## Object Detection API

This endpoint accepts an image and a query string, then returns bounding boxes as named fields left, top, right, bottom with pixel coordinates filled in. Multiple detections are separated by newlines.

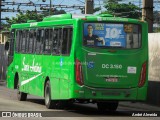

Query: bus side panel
left=69, top=20, right=85, bottom=99
left=59, top=57, right=74, bottom=99
left=59, top=79, right=69, bottom=99
left=50, top=78, right=60, bottom=99
left=137, top=22, right=148, bottom=101
left=28, top=54, right=38, bottom=95
left=33, top=54, right=43, bottom=97
left=7, top=53, right=21, bottom=89
left=50, top=57, right=73, bottom=100
left=7, top=62, right=15, bottom=89
left=50, top=56, right=61, bottom=99
left=137, top=87, right=148, bottom=100
left=19, top=54, right=29, bottom=93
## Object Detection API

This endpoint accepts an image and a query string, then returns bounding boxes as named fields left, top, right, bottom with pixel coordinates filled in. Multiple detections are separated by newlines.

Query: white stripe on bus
left=21, top=73, right=43, bottom=86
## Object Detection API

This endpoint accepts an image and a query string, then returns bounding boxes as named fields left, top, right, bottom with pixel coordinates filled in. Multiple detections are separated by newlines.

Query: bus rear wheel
left=45, top=81, right=56, bottom=109
left=97, top=101, right=118, bottom=111
left=17, top=80, right=27, bottom=101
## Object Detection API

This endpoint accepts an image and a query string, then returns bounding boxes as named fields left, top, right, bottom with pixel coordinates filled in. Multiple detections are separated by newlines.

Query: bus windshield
left=83, top=23, right=141, bottom=49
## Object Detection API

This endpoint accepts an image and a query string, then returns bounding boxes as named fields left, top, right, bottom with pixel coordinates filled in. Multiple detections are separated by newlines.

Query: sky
left=1, top=0, right=90, bottom=19
left=1, top=0, right=160, bottom=20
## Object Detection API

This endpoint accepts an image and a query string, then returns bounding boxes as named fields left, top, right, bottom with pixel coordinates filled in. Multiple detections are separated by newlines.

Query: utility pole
left=142, top=0, right=153, bottom=33
left=0, top=0, right=2, bottom=31
left=85, top=0, right=94, bottom=14
left=0, top=0, right=5, bottom=31
left=49, top=0, right=52, bottom=15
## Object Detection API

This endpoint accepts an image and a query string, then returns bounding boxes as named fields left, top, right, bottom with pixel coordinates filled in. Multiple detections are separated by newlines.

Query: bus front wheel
left=17, top=80, right=27, bottom=101
left=97, top=101, right=118, bottom=111
left=45, top=81, right=56, bottom=109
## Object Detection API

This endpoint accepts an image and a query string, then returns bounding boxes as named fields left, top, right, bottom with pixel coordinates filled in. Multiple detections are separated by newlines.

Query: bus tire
left=45, top=81, right=56, bottom=109
left=17, top=80, right=27, bottom=101
left=97, top=101, right=118, bottom=111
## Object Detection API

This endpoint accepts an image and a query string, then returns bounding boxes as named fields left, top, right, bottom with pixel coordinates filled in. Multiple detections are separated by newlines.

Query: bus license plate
left=105, top=77, right=118, bottom=82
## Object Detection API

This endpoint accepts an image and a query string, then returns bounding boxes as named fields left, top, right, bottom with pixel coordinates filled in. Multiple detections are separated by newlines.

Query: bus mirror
left=5, top=41, right=9, bottom=51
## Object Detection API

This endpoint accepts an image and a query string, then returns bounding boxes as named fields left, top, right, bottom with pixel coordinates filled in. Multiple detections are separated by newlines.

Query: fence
left=0, top=44, right=7, bottom=81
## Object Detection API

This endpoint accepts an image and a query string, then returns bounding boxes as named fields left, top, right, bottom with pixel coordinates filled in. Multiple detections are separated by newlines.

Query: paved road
left=0, top=81, right=159, bottom=120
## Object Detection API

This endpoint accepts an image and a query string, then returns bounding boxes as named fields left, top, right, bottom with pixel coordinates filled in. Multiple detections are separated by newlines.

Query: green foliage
left=53, top=9, right=66, bottom=15
left=102, top=1, right=141, bottom=19
left=1, top=22, right=9, bottom=31
left=6, top=11, right=44, bottom=25
left=94, top=7, right=101, bottom=13
left=154, top=28, right=160, bottom=33
left=3, top=9, right=66, bottom=30
left=42, top=8, right=66, bottom=16
left=104, top=0, right=118, bottom=4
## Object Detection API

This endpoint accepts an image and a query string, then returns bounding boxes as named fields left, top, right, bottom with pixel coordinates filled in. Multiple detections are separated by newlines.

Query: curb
left=119, top=102, right=160, bottom=111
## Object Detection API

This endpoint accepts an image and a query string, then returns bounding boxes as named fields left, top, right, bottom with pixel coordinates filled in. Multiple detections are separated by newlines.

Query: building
left=0, top=31, right=9, bottom=44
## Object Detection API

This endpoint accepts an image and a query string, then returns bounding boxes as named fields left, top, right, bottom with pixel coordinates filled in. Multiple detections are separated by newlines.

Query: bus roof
left=11, top=13, right=146, bottom=29
left=42, top=13, right=114, bottom=21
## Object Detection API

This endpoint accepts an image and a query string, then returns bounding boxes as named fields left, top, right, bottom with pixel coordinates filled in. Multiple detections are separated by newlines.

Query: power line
left=2, top=8, right=43, bottom=13
left=2, top=0, right=85, bottom=12
left=77, top=0, right=85, bottom=4
left=59, top=0, right=65, bottom=5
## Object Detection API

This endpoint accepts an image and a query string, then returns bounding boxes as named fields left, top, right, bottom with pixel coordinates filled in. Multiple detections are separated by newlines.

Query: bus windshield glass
left=83, top=23, right=141, bottom=49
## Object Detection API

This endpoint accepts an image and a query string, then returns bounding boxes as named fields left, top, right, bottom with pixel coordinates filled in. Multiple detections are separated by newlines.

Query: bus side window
left=19, top=30, right=23, bottom=52
left=8, top=29, right=15, bottom=66
left=126, top=25, right=141, bottom=49
left=44, top=29, right=52, bottom=54
left=33, top=30, right=37, bottom=53
left=15, top=30, right=20, bottom=52
left=41, top=29, right=45, bottom=54
left=9, top=29, right=15, bottom=56
left=49, top=29, right=54, bottom=53
left=17, top=30, right=23, bottom=52
left=62, top=27, right=73, bottom=55
left=21, top=30, right=26, bottom=53
left=25, top=30, right=29, bottom=53
left=35, top=29, right=41, bottom=54
left=52, top=29, right=57, bottom=54
left=52, top=28, right=62, bottom=55
left=28, top=30, right=34, bottom=53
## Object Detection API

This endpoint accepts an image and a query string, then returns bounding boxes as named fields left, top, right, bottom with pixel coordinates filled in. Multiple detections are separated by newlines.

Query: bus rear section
left=74, top=21, right=148, bottom=111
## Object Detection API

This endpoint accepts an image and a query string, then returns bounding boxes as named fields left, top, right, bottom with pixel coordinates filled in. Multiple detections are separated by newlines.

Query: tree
left=4, top=9, right=66, bottom=30
left=41, top=8, right=66, bottom=16
left=104, top=0, right=118, bottom=4
left=1, top=22, right=9, bottom=31
left=5, top=11, right=44, bottom=29
left=102, top=0, right=141, bottom=19
left=6, top=11, right=45, bottom=24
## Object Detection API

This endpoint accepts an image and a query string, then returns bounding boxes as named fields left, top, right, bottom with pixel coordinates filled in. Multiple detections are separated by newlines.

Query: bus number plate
left=105, top=77, right=118, bottom=82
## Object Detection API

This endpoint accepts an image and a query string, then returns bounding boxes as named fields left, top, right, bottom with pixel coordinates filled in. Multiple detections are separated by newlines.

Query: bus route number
left=102, top=64, right=122, bottom=69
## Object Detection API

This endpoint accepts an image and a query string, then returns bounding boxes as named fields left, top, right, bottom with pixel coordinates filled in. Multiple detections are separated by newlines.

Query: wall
left=147, top=33, right=160, bottom=106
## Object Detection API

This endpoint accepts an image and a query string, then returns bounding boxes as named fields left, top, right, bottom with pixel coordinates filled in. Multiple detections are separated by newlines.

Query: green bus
left=6, top=14, right=148, bottom=111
